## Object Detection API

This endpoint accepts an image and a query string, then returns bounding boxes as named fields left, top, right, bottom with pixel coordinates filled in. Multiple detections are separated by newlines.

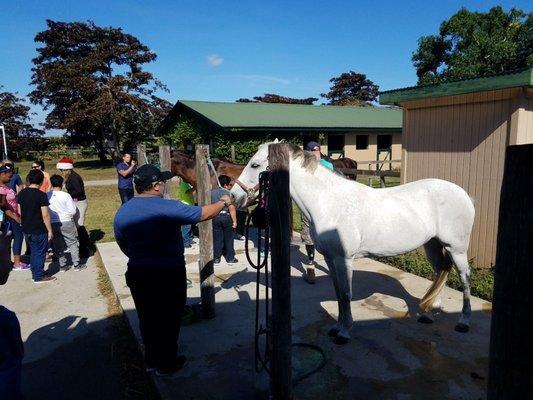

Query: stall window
left=377, top=134, right=392, bottom=150
left=327, top=134, right=345, bottom=157
left=356, top=135, right=369, bottom=150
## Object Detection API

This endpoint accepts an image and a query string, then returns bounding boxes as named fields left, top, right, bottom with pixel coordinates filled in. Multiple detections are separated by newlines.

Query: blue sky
left=1, top=0, right=531, bottom=133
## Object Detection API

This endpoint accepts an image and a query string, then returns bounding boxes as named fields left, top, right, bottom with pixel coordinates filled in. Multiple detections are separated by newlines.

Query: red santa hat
left=56, top=157, right=74, bottom=170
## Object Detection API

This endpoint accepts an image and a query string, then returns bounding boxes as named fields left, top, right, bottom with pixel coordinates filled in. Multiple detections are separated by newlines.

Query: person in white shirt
left=47, top=175, right=86, bottom=271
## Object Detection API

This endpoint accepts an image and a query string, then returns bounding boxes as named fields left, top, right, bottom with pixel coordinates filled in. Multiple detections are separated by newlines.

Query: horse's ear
left=273, top=138, right=279, bottom=143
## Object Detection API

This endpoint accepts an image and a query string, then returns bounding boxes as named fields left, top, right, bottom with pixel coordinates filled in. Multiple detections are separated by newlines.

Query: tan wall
left=510, top=88, right=533, bottom=145
left=401, top=87, right=533, bottom=268
left=343, top=132, right=402, bottom=170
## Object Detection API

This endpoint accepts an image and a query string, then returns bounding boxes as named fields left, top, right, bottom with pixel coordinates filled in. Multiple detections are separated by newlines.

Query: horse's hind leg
left=447, top=250, right=472, bottom=333
left=332, top=257, right=354, bottom=345
left=418, top=239, right=446, bottom=324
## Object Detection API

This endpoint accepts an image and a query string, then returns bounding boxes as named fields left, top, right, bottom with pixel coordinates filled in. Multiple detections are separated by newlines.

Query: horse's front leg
left=324, top=256, right=342, bottom=337
left=332, top=256, right=354, bottom=344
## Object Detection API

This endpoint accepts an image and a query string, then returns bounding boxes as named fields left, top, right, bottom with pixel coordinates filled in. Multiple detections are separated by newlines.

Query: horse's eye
left=251, top=163, right=260, bottom=168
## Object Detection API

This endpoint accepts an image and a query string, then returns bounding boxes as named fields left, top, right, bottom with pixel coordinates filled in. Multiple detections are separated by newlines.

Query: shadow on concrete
left=21, top=314, right=159, bottom=400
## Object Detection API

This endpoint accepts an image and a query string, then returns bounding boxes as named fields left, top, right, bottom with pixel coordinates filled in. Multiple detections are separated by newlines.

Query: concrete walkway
left=99, top=237, right=492, bottom=400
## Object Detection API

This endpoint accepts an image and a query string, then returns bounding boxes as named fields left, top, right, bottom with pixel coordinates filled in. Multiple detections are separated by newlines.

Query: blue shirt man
left=116, top=153, right=137, bottom=204
left=113, top=164, right=232, bottom=375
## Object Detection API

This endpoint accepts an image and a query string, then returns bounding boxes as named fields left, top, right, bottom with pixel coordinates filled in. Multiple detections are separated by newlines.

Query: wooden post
left=231, top=145, right=236, bottom=162
left=195, top=145, right=216, bottom=319
left=136, top=144, right=146, bottom=166
left=268, top=143, right=292, bottom=400
left=488, top=144, right=533, bottom=399
left=159, top=145, right=171, bottom=199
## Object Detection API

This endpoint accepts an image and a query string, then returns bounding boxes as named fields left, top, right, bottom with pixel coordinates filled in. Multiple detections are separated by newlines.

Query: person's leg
left=118, top=189, right=128, bottom=204
left=223, top=216, right=236, bottom=261
left=126, top=188, right=135, bottom=202
left=75, top=199, right=91, bottom=258
left=153, top=268, right=187, bottom=373
left=213, top=216, right=224, bottom=261
left=235, top=209, right=246, bottom=239
left=126, top=268, right=159, bottom=368
left=9, top=219, right=24, bottom=265
left=61, top=221, right=80, bottom=267
left=28, top=233, right=48, bottom=281
left=181, top=224, right=192, bottom=247
left=51, top=223, right=68, bottom=268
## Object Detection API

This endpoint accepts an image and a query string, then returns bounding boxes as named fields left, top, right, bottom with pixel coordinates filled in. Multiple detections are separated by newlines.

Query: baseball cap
left=305, top=141, right=320, bottom=151
left=133, top=164, right=173, bottom=186
left=0, top=165, right=13, bottom=174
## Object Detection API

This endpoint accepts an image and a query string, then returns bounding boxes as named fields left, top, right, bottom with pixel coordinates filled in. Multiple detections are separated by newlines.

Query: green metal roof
left=379, top=68, right=533, bottom=105
left=160, top=100, right=402, bottom=132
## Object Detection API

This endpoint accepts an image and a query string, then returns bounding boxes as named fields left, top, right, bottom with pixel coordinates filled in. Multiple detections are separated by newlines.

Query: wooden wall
left=401, top=87, right=532, bottom=268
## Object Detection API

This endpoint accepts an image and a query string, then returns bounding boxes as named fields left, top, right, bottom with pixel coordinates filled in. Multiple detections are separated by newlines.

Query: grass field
left=14, top=158, right=117, bottom=181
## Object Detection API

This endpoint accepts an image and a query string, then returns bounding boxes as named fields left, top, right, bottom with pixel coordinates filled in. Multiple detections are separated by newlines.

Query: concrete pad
left=0, top=256, right=126, bottom=399
left=99, top=236, right=491, bottom=400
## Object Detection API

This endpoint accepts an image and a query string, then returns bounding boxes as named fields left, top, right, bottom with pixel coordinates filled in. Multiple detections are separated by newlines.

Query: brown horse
left=325, top=155, right=358, bottom=180
left=170, top=150, right=246, bottom=189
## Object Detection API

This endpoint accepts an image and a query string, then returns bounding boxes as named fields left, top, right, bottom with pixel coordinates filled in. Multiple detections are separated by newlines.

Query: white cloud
left=206, top=54, right=223, bottom=67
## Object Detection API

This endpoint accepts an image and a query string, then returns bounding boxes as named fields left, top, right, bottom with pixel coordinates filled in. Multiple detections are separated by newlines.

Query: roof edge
left=379, top=68, right=533, bottom=105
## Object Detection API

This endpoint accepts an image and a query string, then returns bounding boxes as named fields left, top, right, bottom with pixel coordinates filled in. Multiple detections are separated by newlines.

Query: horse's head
left=171, top=150, right=197, bottom=187
left=230, top=140, right=277, bottom=208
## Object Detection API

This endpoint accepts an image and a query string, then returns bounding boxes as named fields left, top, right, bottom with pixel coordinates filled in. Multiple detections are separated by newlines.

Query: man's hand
left=48, top=231, right=53, bottom=242
left=131, top=160, right=137, bottom=167
left=220, top=194, right=231, bottom=204
left=232, top=221, right=237, bottom=229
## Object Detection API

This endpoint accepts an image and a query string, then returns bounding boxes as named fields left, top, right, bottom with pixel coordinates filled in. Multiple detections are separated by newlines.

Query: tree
left=236, top=93, right=318, bottom=104
left=412, top=7, right=533, bottom=85
left=0, top=86, right=43, bottom=155
left=321, top=71, right=379, bottom=106
left=29, top=20, right=170, bottom=160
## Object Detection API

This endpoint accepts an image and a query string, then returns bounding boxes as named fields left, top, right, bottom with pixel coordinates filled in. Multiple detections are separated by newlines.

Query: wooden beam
left=268, top=143, right=292, bottom=400
left=488, top=144, right=533, bottom=399
left=195, top=144, right=216, bottom=319
left=159, top=145, right=171, bottom=199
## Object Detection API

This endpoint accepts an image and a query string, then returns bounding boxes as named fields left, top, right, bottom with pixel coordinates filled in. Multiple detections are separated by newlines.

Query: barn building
left=380, top=68, right=533, bottom=268
left=157, top=100, right=402, bottom=169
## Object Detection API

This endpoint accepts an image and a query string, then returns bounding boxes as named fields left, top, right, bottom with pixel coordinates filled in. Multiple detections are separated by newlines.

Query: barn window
left=327, top=134, right=345, bottom=157
left=356, top=135, right=369, bottom=150
left=377, top=134, right=392, bottom=150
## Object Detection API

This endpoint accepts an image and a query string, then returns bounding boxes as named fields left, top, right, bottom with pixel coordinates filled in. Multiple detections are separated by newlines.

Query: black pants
left=236, top=209, right=247, bottom=236
left=125, top=265, right=186, bottom=370
left=213, top=214, right=235, bottom=260
left=119, top=188, right=135, bottom=204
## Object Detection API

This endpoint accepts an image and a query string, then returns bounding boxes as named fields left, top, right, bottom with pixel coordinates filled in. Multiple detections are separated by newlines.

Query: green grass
left=15, top=158, right=117, bottom=181
left=374, top=252, right=494, bottom=302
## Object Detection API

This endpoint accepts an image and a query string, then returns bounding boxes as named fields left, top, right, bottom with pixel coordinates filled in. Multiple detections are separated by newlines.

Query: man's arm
left=229, top=204, right=237, bottom=229
left=41, top=206, right=53, bottom=241
left=117, top=162, right=137, bottom=177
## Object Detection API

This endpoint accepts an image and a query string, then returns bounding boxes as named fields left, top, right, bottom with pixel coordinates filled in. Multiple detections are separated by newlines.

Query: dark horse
left=324, top=155, right=358, bottom=180
left=170, top=150, right=246, bottom=189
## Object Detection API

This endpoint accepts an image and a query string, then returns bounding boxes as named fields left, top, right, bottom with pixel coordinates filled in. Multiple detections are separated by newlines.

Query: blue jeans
left=8, top=218, right=23, bottom=257
left=25, top=233, right=48, bottom=280
left=181, top=224, right=193, bottom=246
left=118, top=188, right=135, bottom=204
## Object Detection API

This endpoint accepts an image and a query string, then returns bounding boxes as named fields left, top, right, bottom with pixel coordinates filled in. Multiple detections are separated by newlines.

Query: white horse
left=230, top=142, right=475, bottom=344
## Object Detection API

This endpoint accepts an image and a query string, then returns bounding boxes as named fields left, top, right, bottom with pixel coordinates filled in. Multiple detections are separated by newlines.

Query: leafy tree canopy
left=412, top=6, right=533, bottom=85
left=237, top=93, right=318, bottom=104
left=321, top=71, right=379, bottom=106
left=0, top=86, right=43, bottom=155
left=29, top=19, right=171, bottom=160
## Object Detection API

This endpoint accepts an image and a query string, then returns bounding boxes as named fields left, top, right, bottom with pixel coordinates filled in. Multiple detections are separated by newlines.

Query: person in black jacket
left=56, top=157, right=92, bottom=258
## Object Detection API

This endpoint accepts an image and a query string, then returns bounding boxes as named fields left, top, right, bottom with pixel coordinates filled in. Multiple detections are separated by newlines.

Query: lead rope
left=245, top=171, right=326, bottom=384
left=205, top=150, right=222, bottom=188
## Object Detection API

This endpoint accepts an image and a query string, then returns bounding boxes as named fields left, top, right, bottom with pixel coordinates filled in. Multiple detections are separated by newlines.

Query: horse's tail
left=419, top=264, right=452, bottom=312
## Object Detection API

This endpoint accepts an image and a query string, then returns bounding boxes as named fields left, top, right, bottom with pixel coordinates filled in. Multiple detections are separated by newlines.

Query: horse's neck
left=288, top=157, right=367, bottom=220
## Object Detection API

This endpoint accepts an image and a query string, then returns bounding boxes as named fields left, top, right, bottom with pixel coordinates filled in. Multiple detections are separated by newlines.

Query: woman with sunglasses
left=31, top=160, right=51, bottom=193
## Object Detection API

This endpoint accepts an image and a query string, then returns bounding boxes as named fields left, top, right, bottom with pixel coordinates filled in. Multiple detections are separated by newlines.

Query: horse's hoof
left=417, top=315, right=434, bottom=324
left=333, top=335, right=350, bottom=345
left=327, top=327, right=340, bottom=337
left=454, top=323, right=469, bottom=333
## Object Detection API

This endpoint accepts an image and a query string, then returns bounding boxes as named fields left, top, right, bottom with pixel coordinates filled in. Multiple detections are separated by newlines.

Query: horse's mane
left=285, top=143, right=320, bottom=173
